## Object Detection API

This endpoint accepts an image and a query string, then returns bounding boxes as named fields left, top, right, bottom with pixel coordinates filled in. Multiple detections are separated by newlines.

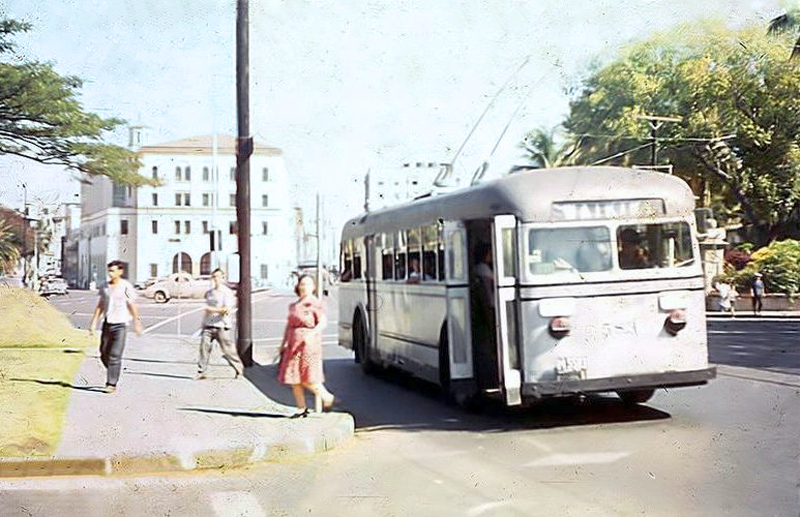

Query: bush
left=723, top=239, right=800, bottom=299
left=724, top=249, right=751, bottom=270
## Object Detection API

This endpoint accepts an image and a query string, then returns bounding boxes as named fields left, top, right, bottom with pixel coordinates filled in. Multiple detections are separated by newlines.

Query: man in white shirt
left=197, top=268, right=244, bottom=379
left=89, top=260, right=143, bottom=393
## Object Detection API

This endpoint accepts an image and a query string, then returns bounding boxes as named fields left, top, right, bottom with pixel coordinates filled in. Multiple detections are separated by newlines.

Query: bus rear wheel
left=354, top=314, right=375, bottom=375
left=617, top=389, right=655, bottom=405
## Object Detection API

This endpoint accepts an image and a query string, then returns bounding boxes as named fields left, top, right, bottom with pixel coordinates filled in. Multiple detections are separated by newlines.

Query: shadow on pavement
left=124, top=356, right=198, bottom=366
left=10, top=377, right=104, bottom=392
left=243, top=358, right=671, bottom=434
left=125, top=371, right=195, bottom=381
left=708, top=320, right=800, bottom=375
left=178, top=407, right=287, bottom=419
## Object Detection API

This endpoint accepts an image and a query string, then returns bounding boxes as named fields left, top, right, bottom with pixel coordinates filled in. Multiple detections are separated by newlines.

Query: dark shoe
left=290, top=408, right=310, bottom=419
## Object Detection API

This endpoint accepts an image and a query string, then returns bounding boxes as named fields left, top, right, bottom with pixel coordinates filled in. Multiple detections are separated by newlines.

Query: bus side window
left=407, top=227, right=421, bottom=283
left=422, top=223, right=438, bottom=282
left=353, top=239, right=362, bottom=280
left=340, top=240, right=353, bottom=282
left=437, top=222, right=445, bottom=281
left=395, top=230, right=407, bottom=280
left=381, top=232, right=394, bottom=280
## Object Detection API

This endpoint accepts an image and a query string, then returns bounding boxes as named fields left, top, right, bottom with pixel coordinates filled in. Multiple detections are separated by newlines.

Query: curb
left=0, top=412, right=353, bottom=478
left=707, top=314, right=800, bottom=320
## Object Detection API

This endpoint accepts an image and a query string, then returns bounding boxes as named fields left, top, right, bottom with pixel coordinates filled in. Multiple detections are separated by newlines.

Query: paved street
left=0, top=291, right=797, bottom=516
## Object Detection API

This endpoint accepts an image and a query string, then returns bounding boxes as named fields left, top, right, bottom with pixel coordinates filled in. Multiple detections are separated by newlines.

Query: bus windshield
left=526, top=226, right=613, bottom=276
left=617, top=222, right=694, bottom=269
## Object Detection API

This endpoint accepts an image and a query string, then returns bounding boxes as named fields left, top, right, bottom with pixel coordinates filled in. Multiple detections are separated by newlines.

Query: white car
left=143, top=272, right=213, bottom=303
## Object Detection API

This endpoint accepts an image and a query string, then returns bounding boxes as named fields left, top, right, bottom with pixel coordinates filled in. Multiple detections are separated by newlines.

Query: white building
left=75, top=132, right=294, bottom=287
left=366, top=162, right=446, bottom=210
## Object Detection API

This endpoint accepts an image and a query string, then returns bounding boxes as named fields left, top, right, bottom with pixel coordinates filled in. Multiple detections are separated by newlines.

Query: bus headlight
left=664, top=309, right=687, bottom=335
left=548, top=317, right=571, bottom=339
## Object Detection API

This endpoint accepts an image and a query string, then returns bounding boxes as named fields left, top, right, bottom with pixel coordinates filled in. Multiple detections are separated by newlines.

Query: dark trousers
left=100, top=321, right=127, bottom=386
left=752, top=295, right=763, bottom=314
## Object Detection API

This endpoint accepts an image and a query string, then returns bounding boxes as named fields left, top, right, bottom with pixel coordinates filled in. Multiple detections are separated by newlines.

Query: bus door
left=364, top=234, right=378, bottom=350
left=443, top=221, right=474, bottom=380
left=492, top=215, right=522, bottom=406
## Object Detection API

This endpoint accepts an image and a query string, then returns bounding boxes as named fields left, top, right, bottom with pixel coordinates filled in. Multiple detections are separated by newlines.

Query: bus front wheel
left=617, top=389, right=655, bottom=405
left=354, top=314, right=375, bottom=375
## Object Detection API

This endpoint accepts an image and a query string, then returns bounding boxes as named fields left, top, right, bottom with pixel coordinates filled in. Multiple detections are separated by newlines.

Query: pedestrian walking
left=88, top=260, right=143, bottom=393
left=278, top=274, right=335, bottom=417
left=751, top=272, right=765, bottom=316
left=196, top=268, right=244, bottom=380
left=715, top=279, right=737, bottom=318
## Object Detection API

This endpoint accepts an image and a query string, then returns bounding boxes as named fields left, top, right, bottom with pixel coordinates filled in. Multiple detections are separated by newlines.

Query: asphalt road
left=1, top=291, right=797, bottom=516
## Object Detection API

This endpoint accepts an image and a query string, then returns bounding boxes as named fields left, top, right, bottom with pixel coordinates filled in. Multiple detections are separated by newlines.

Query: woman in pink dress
left=278, top=275, right=335, bottom=417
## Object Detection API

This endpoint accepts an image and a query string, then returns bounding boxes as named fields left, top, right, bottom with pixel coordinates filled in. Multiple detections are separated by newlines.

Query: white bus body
left=338, top=167, right=715, bottom=406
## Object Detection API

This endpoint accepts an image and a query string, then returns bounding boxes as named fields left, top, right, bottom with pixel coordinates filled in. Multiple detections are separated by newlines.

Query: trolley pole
left=236, top=0, right=254, bottom=367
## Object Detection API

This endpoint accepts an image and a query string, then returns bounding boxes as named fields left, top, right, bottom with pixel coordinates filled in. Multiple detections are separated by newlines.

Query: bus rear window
left=527, top=226, right=612, bottom=275
left=617, top=222, right=693, bottom=269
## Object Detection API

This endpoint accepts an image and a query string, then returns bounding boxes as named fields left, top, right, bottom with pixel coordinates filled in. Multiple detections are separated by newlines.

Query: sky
left=0, top=0, right=783, bottom=239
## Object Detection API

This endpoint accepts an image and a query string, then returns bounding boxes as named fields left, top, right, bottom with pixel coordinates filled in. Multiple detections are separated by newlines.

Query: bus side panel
left=337, top=282, right=365, bottom=350
left=520, top=290, right=709, bottom=384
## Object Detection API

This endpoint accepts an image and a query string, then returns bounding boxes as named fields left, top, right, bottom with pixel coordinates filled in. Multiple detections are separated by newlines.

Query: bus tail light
left=549, top=317, right=571, bottom=339
left=664, top=309, right=686, bottom=335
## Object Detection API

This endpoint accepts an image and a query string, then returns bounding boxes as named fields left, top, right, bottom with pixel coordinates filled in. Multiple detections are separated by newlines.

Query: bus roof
left=342, top=166, right=696, bottom=240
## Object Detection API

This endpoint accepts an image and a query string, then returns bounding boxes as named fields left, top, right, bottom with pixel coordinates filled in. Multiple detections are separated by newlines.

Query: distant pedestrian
left=196, top=268, right=244, bottom=380
left=88, top=260, right=142, bottom=393
left=715, top=279, right=737, bottom=318
left=278, top=274, right=335, bottom=417
left=751, top=272, right=765, bottom=316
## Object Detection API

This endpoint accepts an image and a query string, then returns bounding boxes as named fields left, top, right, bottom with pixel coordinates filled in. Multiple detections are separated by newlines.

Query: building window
left=175, top=193, right=182, bottom=206
left=151, top=166, right=158, bottom=180
left=200, top=253, right=212, bottom=275
left=174, top=221, right=181, bottom=234
left=120, top=219, right=128, bottom=235
left=184, top=220, right=191, bottom=234
left=152, top=193, right=158, bottom=206
left=183, top=193, right=191, bottom=206
left=230, top=194, right=236, bottom=207
left=202, top=167, right=210, bottom=181
left=184, top=166, right=191, bottom=181
left=262, top=167, right=269, bottom=182
left=260, top=264, right=268, bottom=279
left=202, top=193, right=210, bottom=206
left=262, top=221, right=268, bottom=235
left=202, top=221, right=209, bottom=234
left=175, top=166, right=182, bottom=181
left=229, top=221, right=237, bottom=234
left=230, top=167, right=235, bottom=181
left=150, top=263, right=158, bottom=278
left=152, top=220, right=158, bottom=234
left=262, top=195, right=268, bottom=207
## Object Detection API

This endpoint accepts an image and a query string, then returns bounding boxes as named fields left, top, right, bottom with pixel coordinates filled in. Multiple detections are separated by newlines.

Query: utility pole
left=315, top=192, right=323, bottom=297
left=364, top=169, right=370, bottom=213
left=636, top=114, right=681, bottom=166
left=236, top=0, right=254, bottom=367
left=21, top=183, right=28, bottom=287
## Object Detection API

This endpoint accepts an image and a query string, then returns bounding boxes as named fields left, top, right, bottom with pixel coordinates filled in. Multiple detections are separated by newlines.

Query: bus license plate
left=556, top=356, right=588, bottom=376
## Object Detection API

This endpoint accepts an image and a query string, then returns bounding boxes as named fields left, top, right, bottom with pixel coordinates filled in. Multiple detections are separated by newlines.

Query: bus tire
left=154, top=291, right=168, bottom=303
left=617, top=389, right=655, bottom=405
left=354, top=313, right=375, bottom=375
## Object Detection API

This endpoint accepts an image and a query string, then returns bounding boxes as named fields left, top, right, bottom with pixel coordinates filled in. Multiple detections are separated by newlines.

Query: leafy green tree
left=0, top=220, right=20, bottom=274
left=768, top=1, right=800, bottom=59
left=520, top=127, right=581, bottom=168
left=0, top=19, right=154, bottom=186
left=559, top=23, right=800, bottom=245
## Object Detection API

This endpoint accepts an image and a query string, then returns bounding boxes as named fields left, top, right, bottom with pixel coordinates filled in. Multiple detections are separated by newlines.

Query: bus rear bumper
left=521, top=367, right=717, bottom=398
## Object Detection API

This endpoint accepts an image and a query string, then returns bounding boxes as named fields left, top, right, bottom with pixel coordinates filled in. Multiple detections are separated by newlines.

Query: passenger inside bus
left=474, top=243, right=494, bottom=309
left=407, top=257, right=421, bottom=284
left=471, top=241, right=498, bottom=390
left=618, top=228, right=651, bottom=269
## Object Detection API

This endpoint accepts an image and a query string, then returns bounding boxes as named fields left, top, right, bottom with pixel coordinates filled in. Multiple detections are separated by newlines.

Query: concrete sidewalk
left=0, top=333, right=353, bottom=478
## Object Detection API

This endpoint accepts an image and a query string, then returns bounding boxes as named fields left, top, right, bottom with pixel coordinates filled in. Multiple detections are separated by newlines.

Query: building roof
left=342, top=166, right=696, bottom=239
left=138, top=134, right=282, bottom=156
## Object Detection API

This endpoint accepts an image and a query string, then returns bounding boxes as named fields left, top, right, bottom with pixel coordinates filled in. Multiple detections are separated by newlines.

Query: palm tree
left=0, top=221, right=21, bottom=274
left=520, top=127, right=582, bottom=168
left=768, top=1, right=800, bottom=59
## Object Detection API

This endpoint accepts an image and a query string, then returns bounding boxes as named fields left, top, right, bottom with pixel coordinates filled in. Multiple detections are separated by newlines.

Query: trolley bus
left=338, top=166, right=716, bottom=407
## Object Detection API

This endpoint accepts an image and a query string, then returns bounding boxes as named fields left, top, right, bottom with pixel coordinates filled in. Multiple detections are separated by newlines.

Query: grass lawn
left=0, top=286, right=92, bottom=457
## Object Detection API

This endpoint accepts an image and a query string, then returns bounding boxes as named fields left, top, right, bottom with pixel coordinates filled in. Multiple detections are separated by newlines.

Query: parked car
left=39, top=276, right=69, bottom=297
left=142, top=272, right=213, bottom=303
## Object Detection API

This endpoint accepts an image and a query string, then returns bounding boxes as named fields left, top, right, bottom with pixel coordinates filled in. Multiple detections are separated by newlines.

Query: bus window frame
left=340, top=239, right=353, bottom=283
left=353, top=237, right=363, bottom=280
left=407, top=227, right=422, bottom=283
left=520, top=217, right=701, bottom=285
left=395, top=229, right=407, bottom=281
left=422, top=223, right=439, bottom=282
left=381, top=232, right=394, bottom=281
